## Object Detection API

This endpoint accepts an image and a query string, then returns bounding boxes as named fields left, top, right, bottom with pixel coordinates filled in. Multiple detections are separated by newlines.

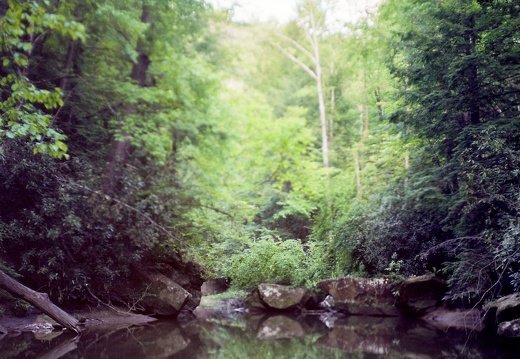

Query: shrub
left=225, top=234, right=310, bottom=290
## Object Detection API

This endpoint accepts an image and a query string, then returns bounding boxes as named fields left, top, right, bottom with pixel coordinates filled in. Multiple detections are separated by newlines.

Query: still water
left=1, top=312, right=519, bottom=358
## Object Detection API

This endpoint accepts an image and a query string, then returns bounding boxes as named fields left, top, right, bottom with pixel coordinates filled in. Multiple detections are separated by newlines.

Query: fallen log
left=0, top=270, right=80, bottom=334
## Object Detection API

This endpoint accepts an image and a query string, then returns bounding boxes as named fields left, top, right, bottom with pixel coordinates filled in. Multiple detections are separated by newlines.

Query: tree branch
left=275, top=33, right=316, bottom=63
left=270, top=41, right=317, bottom=81
left=71, top=182, right=185, bottom=246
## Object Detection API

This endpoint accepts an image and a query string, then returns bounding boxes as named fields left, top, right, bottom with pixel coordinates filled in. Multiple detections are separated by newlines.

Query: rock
left=257, top=283, right=309, bottom=311
left=142, top=325, right=190, bottom=358
left=201, top=278, right=230, bottom=296
left=134, top=270, right=192, bottom=317
left=20, top=322, right=54, bottom=333
left=109, top=251, right=204, bottom=317
left=244, top=288, right=267, bottom=311
left=302, top=289, right=328, bottom=310
left=257, top=315, right=305, bottom=340
left=319, top=295, right=335, bottom=309
left=421, top=308, right=483, bottom=331
left=317, top=316, right=401, bottom=355
left=395, top=274, right=447, bottom=316
left=483, top=293, right=520, bottom=330
left=112, top=267, right=197, bottom=317
left=497, top=319, right=520, bottom=338
left=318, top=277, right=400, bottom=316
left=150, top=254, right=204, bottom=311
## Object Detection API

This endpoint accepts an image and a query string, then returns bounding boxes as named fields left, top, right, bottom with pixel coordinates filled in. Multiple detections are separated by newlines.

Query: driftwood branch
left=0, top=270, right=80, bottom=334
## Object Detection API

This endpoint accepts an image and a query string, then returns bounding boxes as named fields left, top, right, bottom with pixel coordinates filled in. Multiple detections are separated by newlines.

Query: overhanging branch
left=270, top=41, right=317, bottom=81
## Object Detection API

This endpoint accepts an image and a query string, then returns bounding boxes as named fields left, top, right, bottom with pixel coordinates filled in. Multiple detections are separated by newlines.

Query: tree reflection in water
left=2, top=313, right=520, bottom=358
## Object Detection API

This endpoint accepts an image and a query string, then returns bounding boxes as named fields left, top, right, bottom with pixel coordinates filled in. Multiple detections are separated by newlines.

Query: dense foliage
left=1, top=0, right=518, bottom=308
left=0, top=0, right=217, bottom=304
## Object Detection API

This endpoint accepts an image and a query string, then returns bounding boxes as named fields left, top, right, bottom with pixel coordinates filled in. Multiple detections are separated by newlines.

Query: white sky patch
left=208, top=0, right=297, bottom=23
left=208, top=0, right=382, bottom=25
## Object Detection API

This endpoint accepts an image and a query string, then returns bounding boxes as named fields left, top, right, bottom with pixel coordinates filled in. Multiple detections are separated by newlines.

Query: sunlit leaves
left=0, top=0, right=85, bottom=159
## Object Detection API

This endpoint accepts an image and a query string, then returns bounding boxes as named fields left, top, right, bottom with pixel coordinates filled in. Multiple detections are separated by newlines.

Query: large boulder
left=111, top=253, right=204, bottom=317
left=244, top=284, right=311, bottom=312
left=113, top=269, right=192, bottom=317
left=318, top=277, right=399, bottom=316
left=483, top=293, right=520, bottom=332
left=151, top=253, right=204, bottom=311
left=258, top=283, right=309, bottom=311
left=395, top=274, right=447, bottom=316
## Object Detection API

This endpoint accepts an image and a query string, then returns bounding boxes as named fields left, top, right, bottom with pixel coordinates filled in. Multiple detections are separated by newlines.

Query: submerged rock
left=318, top=277, right=400, bottom=316
left=395, top=274, right=447, bottom=316
left=421, top=308, right=483, bottom=331
left=317, top=316, right=401, bottom=355
left=258, top=283, right=309, bottom=311
left=257, top=315, right=305, bottom=340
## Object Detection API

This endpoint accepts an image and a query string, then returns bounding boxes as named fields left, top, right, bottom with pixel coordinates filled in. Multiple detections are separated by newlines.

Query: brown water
left=1, top=313, right=519, bottom=358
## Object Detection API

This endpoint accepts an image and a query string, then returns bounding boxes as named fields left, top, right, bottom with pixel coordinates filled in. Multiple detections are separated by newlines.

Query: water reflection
left=2, top=312, right=520, bottom=358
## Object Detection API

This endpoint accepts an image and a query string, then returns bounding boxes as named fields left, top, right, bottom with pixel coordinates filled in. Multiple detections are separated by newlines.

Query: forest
left=0, top=0, right=519, bottom=314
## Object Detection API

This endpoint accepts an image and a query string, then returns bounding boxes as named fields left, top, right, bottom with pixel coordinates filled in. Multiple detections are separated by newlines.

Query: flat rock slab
left=318, top=277, right=399, bottom=316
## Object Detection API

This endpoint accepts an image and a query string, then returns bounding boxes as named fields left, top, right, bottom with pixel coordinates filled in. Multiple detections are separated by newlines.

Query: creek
left=1, top=309, right=519, bottom=358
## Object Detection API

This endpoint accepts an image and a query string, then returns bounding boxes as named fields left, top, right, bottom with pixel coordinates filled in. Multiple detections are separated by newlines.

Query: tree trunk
left=37, top=336, right=79, bottom=359
left=102, top=4, right=151, bottom=194
left=374, top=87, right=383, bottom=122
left=59, top=40, right=77, bottom=94
left=362, top=62, right=370, bottom=145
left=0, top=270, right=80, bottom=334
left=353, top=148, right=361, bottom=196
left=329, top=86, right=335, bottom=145
left=309, top=8, right=329, bottom=168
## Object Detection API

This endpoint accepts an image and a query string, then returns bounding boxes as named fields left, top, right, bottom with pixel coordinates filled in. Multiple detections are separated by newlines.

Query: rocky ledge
left=242, top=275, right=520, bottom=338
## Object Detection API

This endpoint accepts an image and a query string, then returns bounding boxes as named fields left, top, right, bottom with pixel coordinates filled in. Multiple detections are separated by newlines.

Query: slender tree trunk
left=362, top=62, right=370, bottom=145
left=103, top=4, right=151, bottom=194
left=272, top=5, right=330, bottom=167
left=60, top=40, right=76, bottom=94
left=404, top=149, right=410, bottom=185
left=329, top=87, right=335, bottom=145
left=353, top=62, right=371, bottom=197
left=309, top=8, right=329, bottom=168
left=374, top=87, right=383, bottom=122
left=353, top=148, right=361, bottom=196
left=0, top=270, right=80, bottom=333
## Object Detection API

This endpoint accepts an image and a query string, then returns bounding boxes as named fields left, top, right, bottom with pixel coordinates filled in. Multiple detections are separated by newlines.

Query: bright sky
left=208, top=0, right=382, bottom=24
left=208, top=0, right=297, bottom=23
